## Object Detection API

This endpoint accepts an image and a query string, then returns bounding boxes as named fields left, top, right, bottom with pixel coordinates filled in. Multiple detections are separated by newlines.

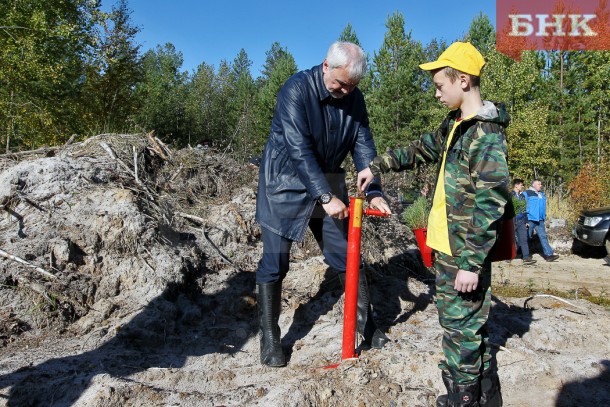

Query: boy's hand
left=454, top=269, right=479, bottom=292
left=357, top=167, right=374, bottom=192
left=368, top=196, right=392, bottom=214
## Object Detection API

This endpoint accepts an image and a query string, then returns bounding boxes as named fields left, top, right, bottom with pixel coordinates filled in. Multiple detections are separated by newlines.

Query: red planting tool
left=325, top=196, right=389, bottom=368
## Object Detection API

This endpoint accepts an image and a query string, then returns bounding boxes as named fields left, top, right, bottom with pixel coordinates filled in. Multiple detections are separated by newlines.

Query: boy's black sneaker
left=544, top=254, right=559, bottom=262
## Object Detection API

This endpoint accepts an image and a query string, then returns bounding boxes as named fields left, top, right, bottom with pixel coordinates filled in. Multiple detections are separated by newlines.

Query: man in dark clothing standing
left=255, top=41, right=391, bottom=367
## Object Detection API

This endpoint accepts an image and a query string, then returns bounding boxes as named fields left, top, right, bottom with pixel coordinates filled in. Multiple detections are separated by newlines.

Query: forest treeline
left=1, top=0, right=609, bottom=203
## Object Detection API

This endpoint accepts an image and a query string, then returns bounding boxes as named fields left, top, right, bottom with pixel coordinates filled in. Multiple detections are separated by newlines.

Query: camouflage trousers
left=434, top=252, right=493, bottom=383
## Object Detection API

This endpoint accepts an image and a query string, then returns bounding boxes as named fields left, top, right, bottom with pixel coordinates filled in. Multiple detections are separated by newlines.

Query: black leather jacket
left=255, top=64, right=381, bottom=241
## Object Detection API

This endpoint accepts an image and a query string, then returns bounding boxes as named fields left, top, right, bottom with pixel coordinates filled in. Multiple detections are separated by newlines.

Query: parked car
left=573, top=206, right=610, bottom=262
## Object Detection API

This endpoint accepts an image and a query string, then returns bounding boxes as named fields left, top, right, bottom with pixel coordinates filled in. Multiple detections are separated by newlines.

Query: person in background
left=359, top=41, right=507, bottom=406
left=254, top=41, right=391, bottom=368
left=524, top=179, right=559, bottom=262
left=511, top=179, right=536, bottom=265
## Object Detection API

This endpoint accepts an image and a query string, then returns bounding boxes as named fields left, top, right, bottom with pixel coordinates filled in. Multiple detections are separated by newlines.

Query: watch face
left=320, top=193, right=332, bottom=204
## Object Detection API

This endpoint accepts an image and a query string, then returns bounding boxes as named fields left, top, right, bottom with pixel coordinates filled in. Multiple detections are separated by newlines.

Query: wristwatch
left=467, top=265, right=482, bottom=275
left=318, top=192, right=333, bottom=205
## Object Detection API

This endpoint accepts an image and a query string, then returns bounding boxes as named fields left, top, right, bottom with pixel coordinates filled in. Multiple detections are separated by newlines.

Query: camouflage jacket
left=370, top=101, right=512, bottom=270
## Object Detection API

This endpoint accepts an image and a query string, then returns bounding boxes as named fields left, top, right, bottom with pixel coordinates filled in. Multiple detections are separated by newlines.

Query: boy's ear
left=459, top=73, right=471, bottom=89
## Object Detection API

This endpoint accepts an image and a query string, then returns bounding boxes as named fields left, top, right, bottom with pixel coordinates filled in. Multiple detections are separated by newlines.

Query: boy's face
left=432, top=69, right=465, bottom=110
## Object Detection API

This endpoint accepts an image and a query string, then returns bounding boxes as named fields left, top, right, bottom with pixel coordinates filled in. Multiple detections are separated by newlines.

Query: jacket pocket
left=266, top=148, right=300, bottom=195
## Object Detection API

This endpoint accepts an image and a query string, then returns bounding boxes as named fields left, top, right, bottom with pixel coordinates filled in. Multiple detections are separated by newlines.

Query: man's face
left=432, top=69, right=464, bottom=110
left=515, top=182, right=524, bottom=191
left=533, top=180, right=542, bottom=192
left=322, top=60, right=358, bottom=99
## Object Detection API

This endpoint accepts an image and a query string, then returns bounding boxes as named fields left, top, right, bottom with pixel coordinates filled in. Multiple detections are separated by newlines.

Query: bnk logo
left=508, top=14, right=597, bottom=37
left=496, top=0, right=610, bottom=59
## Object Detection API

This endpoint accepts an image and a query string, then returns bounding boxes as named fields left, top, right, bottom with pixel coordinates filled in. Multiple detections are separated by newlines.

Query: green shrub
left=402, top=196, right=430, bottom=229
left=512, top=195, right=527, bottom=215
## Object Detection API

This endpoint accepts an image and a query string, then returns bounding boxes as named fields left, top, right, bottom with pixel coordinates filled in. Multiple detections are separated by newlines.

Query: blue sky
left=102, top=0, right=497, bottom=76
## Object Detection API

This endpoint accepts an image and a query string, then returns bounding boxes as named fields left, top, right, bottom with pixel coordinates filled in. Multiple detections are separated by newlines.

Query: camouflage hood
left=472, top=101, right=510, bottom=127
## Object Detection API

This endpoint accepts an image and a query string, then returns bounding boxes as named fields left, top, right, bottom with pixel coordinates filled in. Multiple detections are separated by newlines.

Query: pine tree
left=464, top=13, right=496, bottom=57
left=133, top=44, right=188, bottom=144
left=184, top=62, right=217, bottom=144
left=83, top=0, right=142, bottom=134
left=367, top=12, right=428, bottom=151
left=338, top=23, right=362, bottom=46
left=229, top=49, right=257, bottom=161
left=253, top=43, right=297, bottom=151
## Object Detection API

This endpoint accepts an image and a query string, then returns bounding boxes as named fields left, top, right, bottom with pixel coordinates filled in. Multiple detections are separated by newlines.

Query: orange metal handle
left=364, top=208, right=389, bottom=217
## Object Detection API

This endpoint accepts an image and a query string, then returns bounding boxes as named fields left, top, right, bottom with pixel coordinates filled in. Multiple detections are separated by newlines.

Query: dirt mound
left=0, top=134, right=608, bottom=406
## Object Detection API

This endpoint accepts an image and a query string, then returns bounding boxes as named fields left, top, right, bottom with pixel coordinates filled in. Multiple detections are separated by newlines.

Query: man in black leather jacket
left=255, top=41, right=391, bottom=367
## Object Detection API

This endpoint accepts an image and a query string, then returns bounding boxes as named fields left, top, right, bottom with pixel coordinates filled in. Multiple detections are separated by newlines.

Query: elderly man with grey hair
left=254, top=41, right=392, bottom=367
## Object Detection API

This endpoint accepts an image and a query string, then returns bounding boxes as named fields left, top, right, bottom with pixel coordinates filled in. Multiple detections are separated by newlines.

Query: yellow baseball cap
left=419, top=42, right=485, bottom=76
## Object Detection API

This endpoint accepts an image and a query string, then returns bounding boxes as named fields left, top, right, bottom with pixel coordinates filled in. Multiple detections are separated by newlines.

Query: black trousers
left=256, top=205, right=349, bottom=283
left=514, top=215, right=530, bottom=258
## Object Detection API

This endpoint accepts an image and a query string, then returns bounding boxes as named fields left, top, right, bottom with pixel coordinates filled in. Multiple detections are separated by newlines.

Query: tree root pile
left=0, top=133, right=260, bottom=342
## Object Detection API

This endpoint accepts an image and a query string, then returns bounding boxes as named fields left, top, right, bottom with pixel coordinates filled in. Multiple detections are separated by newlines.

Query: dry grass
left=546, top=191, right=573, bottom=222
left=493, top=282, right=610, bottom=308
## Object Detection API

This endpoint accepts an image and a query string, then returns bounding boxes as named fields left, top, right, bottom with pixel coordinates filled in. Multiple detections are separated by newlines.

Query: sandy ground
left=495, top=253, right=610, bottom=297
left=1, top=254, right=608, bottom=407
left=0, top=138, right=608, bottom=407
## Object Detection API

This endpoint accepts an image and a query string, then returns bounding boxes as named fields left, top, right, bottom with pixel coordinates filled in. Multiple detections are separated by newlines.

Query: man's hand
left=454, top=269, right=479, bottom=293
left=368, top=196, right=392, bottom=215
left=322, top=197, right=349, bottom=220
left=357, top=167, right=374, bottom=192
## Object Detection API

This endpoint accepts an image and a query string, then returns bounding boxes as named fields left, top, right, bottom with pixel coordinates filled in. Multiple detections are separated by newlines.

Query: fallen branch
left=1, top=146, right=57, bottom=157
left=177, top=211, right=205, bottom=224
left=169, top=165, right=183, bottom=183
left=100, top=142, right=156, bottom=201
left=524, top=294, right=588, bottom=314
left=176, top=212, right=244, bottom=273
left=64, top=134, right=76, bottom=146
left=154, top=136, right=172, bottom=160
left=200, top=228, right=244, bottom=273
left=0, top=247, right=56, bottom=279
left=147, top=131, right=170, bottom=161
left=139, top=255, right=155, bottom=273
left=100, top=141, right=118, bottom=160
left=133, top=145, right=139, bottom=184
left=19, top=195, right=47, bottom=212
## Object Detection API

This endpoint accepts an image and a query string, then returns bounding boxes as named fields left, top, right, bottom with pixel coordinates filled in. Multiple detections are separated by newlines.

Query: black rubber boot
left=338, top=271, right=389, bottom=349
left=436, top=370, right=452, bottom=407
left=479, top=365, right=502, bottom=407
left=437, top=370, right=481, bottom=407
left=257, top=282, right=286, bottom=367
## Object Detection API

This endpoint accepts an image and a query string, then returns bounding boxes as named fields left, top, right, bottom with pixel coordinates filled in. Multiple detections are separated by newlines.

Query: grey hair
left=326, top=41, right=367, bottom=81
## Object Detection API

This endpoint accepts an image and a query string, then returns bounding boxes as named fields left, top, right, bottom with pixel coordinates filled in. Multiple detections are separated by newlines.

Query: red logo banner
left=496, top=0, right=610, bottom=59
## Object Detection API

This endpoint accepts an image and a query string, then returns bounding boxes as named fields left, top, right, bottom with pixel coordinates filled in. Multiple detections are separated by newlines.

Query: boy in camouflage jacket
left=359, top=42, right=509, bottom=407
